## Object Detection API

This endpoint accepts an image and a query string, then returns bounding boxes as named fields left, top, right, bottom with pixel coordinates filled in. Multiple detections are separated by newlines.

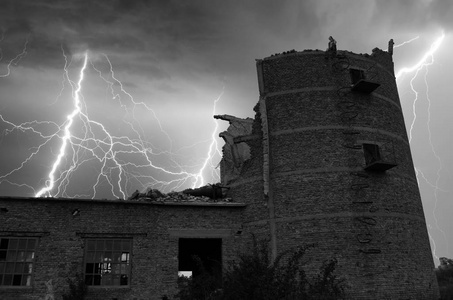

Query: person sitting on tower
left=327, top=36, right=337, bottom=54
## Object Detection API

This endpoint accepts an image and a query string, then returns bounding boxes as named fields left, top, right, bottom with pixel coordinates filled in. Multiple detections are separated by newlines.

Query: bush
left=436, top=257, right=453, bottom=300
left=61, top=274, right=87, bottom=300
left=176, top=240, right=345, bottom=300
left=176, top=256, right=220, bottom=300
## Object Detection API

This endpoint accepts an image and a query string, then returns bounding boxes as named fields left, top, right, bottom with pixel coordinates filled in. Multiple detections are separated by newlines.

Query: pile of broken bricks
left=127, top=185, right=233, bottom=203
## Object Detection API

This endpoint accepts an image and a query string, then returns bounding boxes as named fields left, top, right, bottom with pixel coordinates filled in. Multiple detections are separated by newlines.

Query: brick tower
left=221, top=42, right=439, bottom=298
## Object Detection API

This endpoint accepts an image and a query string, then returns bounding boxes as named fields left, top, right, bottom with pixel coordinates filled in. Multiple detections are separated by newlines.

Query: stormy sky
left=0, top=0, right=452, bottom=263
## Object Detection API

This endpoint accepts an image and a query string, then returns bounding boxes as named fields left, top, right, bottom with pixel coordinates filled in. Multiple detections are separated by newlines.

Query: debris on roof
left=127, top=184, right=232, bottom=203
left=270, top=49, right=297, bottom=57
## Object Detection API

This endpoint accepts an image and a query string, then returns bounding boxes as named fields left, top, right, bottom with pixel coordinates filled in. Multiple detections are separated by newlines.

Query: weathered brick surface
left=272, top=215, right=437, bottom=299
left=0, top=198, right=245, bottom=300
left=233, top=49, right=440, bottom=299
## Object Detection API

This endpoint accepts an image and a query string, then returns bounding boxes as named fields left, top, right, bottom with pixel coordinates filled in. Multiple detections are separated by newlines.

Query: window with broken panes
left=0, top=238, right=37, bottom=286
left=84, top=239, right=131, bottom=286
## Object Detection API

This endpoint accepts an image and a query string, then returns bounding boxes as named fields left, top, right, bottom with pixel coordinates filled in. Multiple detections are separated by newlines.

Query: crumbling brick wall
left=0, top=197, right=245, bottom=300
left=227, top=48, right=439, bottom=299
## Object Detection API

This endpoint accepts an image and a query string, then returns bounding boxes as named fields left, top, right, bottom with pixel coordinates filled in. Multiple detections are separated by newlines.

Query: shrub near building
left=176, top=242, right=345, bottom=300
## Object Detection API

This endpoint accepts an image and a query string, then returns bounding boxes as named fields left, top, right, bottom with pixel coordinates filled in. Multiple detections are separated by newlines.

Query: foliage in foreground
left=176, top=255, right=221, bottom=300
left=176, top=241, right=345, bottom=300
left=436, top=257, right=453, bottom=300
left=61, top=274, right=87, bottom=300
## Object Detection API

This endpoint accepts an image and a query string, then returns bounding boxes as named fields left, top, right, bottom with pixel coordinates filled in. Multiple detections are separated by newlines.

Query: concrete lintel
left=0, top=231, right=50, bottom=237
left=168, top=228, right=235, bottom=238
left=76, top=232, right=147, bottom=237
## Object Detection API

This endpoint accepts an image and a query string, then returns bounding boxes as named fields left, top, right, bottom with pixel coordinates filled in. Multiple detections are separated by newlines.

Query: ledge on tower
left=362, top=143, right=397, bottom=172
left=351, top=79, right=381, bottom=94
left=364, top=160, right=398, bottom=172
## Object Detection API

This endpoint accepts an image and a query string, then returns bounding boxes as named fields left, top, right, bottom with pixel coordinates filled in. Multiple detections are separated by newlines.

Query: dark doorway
left=178, top=238, right=222, bottom=285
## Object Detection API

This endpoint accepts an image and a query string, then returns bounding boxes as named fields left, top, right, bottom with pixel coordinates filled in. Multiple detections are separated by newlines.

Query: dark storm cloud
left=2, top=0, right=449, bottom=79
left=26, top=36, right=72, bottom=69
left=157, top=83, right=181, bottom=94
left=0, top=1, right=121, bottom=65
left=1, top=0, right=323, bottom=75
left=0, top=0, right=214, bottom=75
left=427, top=0, right=453, bottom=29
left=2, top=20, right=32, bottom=37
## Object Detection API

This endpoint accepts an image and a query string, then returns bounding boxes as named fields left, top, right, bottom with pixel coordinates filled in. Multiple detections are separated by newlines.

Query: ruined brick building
left=0, top=41, right=440, bottom=299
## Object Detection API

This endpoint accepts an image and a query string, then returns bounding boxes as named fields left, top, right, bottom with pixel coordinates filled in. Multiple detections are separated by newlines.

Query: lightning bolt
left=0, top=37, right=28, bottom=78
left=91, top=53, right=174, bottom=152
left=192, top=88, right=224, bottom=188
left=393, top=35, right=419, bottom=50
left=427, top=224, right=439, bottom=262
left=1, top=44, right=223, bottom=199
left=395, top=33, right=444, bottom=81
left=395, top=32, right=444, bottom=142
left=35, top=51, right=89, bottom=197
left=395, top=31, right=447, bottom=262
left=88, top=53, right=223, bottom=193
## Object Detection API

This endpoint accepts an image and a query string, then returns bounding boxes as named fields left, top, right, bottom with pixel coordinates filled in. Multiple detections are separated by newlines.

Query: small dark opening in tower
left=178, top=238, right=222, bottom=286
left=363, top=143, right=381, bottom=165
left=363, top=143, right=397, bottom=172
left=349, top=68, right=380, bottom=93
left=350, top=68, right=366, bottom=85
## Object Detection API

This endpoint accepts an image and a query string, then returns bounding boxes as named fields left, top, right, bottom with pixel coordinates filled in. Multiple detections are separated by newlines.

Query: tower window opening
left=363, top=143, right=397, bottom=172
left=363, top=143, right=380, bottom=164
left=350, top=69, right=366, bottom=85
left=349, top=68, right=380, bottom=93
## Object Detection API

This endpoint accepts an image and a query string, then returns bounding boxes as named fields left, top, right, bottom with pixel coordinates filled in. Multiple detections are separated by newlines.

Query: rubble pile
left=270, top=49, right=297, bottom=57
left=127, top=184, right=232, bottom=203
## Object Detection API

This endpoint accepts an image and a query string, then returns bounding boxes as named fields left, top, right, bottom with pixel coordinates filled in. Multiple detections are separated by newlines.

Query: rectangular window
left=84, top=239, right=131, bottom=286
left=363, top=143, right=381, bottom=165
left=0, top=238, right=37, bottom=286
left=350, top=68, right=366, bottom=84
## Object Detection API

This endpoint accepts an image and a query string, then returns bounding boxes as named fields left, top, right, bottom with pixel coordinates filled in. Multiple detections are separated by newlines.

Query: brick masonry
left=228, top=48, right=440, bottom=299
left=0, top=197, right=245, bottom=300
